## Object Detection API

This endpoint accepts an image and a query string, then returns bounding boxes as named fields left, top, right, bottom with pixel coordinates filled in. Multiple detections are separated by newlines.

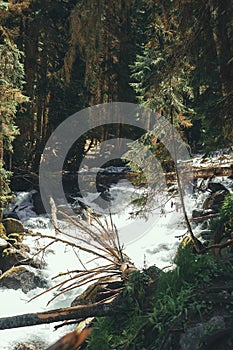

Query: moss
left=0, top=222, right=6, bottom=237
left=2, top=218, right=25, bottom=235
left=0, top=265, right=25, bottom=279
left=7, top=233, right=24, bottom=243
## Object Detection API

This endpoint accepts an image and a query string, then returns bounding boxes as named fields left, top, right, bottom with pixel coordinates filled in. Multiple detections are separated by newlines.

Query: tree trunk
left=0, top=301, right=117, bottom=330
left=209, top=0, right=233, bottom=140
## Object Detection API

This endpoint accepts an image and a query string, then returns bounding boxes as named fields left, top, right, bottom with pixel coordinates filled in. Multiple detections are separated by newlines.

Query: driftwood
left=0, top=300, right=118, bottom=330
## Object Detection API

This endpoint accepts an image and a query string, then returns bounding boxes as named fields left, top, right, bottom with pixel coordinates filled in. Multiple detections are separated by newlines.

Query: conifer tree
left=0, top=4, right=28, bottom=218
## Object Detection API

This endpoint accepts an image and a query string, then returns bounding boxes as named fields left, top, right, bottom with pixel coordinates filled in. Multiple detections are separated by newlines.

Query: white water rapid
left=0, top=152, right=232, bottom=349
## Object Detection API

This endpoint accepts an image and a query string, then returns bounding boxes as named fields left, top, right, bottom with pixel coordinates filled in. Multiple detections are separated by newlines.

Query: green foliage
left=87, top=244, right=233, bottom=349
left=209, top=194, right=233, bottom=243
left=0, top=26, right=28, bottom=216
left=130, top=0, right=233, bottom=152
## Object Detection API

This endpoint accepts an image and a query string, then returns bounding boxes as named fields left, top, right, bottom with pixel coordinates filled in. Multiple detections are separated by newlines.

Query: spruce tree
left=0, top=4, right=28, bottom=218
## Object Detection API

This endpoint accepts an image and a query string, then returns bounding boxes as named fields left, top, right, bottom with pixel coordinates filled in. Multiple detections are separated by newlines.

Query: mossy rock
left=0, top=265, right=48, bottom=293
left=13, top=340, right=46, bottom=350
left=0, top=222, right=6, bottom=237
left=0, top=237, right=9, bottom=252
left=0, top=246, right=31, bottom=273
left=7, top=233, right=24, bottom=243
left=2, top=218, right=25, bottom=235
left=0, top=266, right=35, bottom=293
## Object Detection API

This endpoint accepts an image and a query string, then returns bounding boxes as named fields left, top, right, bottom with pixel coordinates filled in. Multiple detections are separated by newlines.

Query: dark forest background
left=1, top=0, right=233, bottom=215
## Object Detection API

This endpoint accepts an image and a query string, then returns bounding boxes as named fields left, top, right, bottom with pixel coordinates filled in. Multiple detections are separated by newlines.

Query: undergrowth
left=209, top=194, right=233, bottom=243
left=86, top=248, right=233, bottom=349
left=86, top=195, right=233, bottom=349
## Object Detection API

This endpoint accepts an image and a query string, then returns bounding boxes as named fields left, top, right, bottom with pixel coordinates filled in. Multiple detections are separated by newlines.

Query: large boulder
left=31, top=191, right=46, bottom=215
left=207, top=181, right=229, bottom=193
left=0, top=247, right=32, bottom=273
left=179, top=316, right=229, bottom=350
left=0, top=238, right=9, bottom=252
left=159, top=281, right=233, bottom=350
left=203, top=189, right=230, bottom=212
left=0, top=265, right=48, bottom=293
left=2, top=218, right=25, bottom=235
left=0, top=222, right=6, bottom=237
left=13, top=341, right=46, bottom=349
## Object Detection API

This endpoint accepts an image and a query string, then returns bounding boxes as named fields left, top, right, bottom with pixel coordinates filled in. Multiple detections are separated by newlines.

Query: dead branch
left=199, top=238, right=233, bottom=254
left=26, top=229, right=118, bottom=266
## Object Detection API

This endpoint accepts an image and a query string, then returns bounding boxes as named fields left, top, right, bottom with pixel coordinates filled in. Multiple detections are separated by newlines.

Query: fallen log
left=127, top=161, right=233, bottom=183
left=189, top=213, right=218, bottom=223
left=0, top=300, right=118, bottom=330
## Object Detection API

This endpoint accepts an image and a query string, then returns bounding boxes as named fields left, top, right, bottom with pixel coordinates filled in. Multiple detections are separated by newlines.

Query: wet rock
left=7, top=232, right=24, bottom=243
left=192, top=209, right=204, bottom=218
left=0, top=222, right=6, bottom=237
left=200, top=221, right=208, bottom=230
left=0, top=247, right=32, bottom=272
left=3, top=209, right=20, bottom=220
left=203, top=189, right=229, bottom=212
left=199, top=230, right=212, bottom=241
left=192, top=209, right=215, bottom=219
left=180, top=316, right=225, bottom=350
left=2, top=218, right=25, bottom=235
left=31, top=191, right=46, bottom=215
left=208, top=181, right=228, bottom=193
left=13, top=341, right=46, bottom=350
left=0, top=265, right=48, bottom=293
left=0, top=238, right=9, bottom=251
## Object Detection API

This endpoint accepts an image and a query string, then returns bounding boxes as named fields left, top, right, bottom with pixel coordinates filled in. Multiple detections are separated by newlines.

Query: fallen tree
left=0, top=299, right=119, bottom=330
left=127, top=159, right=233, bottom=183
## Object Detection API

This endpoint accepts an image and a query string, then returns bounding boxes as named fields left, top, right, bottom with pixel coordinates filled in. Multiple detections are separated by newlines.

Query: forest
left=0, top=0, right=233, bottom=349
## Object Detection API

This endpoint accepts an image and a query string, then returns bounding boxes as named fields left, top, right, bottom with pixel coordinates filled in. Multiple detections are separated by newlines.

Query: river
left=0, top=152, right=232, bottom=349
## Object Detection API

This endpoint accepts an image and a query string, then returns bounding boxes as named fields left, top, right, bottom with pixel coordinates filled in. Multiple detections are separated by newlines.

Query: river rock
left=0, top=247, right=31, bottom=272
left=0, top=238, right=9, bottom=251
left=207, top=181, right=228, bottom=193
left=179, top=316, right=226, bottom=350
left=0, top=265, right=48, bottom=293
left=0, top=222, right=6, bottom=237
left=14, top=341, right=46, bottom=349
left=192, top=209, right=215, bottom=220
left=3, top=211, right=20, bottom=220
left=2, top=218, right=25, bottom=235
left=203, top=189, right=229, bottom=212
left=199, top=230, right=212, bottom=241
left=31, top=191, right=46, bottom=215
left=192, top=209, right=204, bottom=218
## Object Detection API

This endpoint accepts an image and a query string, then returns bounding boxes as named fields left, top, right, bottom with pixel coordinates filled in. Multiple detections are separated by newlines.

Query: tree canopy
left=0, top=0, right=232, bottom=208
